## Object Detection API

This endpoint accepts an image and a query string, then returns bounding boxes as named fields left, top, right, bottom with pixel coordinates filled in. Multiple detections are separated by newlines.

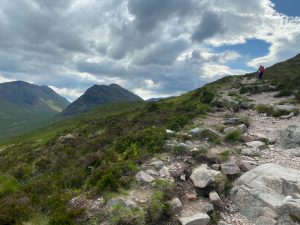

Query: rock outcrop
left=231, top=163, right=300, bottom=225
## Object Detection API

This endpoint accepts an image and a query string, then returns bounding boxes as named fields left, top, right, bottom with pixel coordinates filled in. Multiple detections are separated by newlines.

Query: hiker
left=257, top=65, right=265, bottom=80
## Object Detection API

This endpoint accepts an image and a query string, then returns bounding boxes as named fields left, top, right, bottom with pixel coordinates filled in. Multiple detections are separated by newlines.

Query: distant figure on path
left=257, top=65, right=265, bottom=80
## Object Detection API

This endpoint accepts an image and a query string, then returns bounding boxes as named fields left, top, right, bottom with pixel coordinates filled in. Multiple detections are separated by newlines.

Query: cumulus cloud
left=0, top=0, right=299, bottom=101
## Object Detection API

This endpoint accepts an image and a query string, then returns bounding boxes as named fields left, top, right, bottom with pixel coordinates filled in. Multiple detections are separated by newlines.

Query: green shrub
left=213, top=175, right=232, bottom=196
left=201, top=129, right=221, bottom=144
left=152, top=179, right=174, bottom=195
left=255, top=104, right=274, bottom=116
left=193, top=87, right=216, bottom=104
left=96, top=172, right=122, bottom=193
left=274, top=90, right=294, bottom=98
left=110, top=204, right=145, bottom=225
left=26, top=213, right=50, bottom=225
left=0, top=193, right=32, bottom=225
left=146, top=191, right=171, bottom=224
left=237, top=116, right=250, bottom=127
left=225, top=130, right=242, bottom=142
left=208, top=210, right=221, bottom=224
left=0, top=175, right=20, bottom=197
left=218, top=150, right=231, bottom=162
left=49, top=212, right=73, bottom=225
left=295, top=90, right=300, bottom=103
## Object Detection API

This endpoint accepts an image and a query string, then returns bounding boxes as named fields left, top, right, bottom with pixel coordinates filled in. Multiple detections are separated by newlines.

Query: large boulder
left=274, top=125, right=300, bottom=149
left=190, top=164, right=221, bottom=188
left=179, top=213, right=210, bottom=225
left=231, top=163, right=300, bottom=225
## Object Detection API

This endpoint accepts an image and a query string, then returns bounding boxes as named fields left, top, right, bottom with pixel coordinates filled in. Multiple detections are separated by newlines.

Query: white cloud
left=49, top=86, right=82, bottom=102
left=0, top=0, right=299, bottom=100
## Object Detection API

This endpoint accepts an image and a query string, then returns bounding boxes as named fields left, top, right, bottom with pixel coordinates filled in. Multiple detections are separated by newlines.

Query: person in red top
left=257, top=65, right=265, bottom=80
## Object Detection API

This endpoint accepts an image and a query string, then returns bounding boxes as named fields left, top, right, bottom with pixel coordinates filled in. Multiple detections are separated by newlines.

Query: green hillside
left=0, top=81, right=70, bottom=139
left=0, top=54, right=299, bottom=225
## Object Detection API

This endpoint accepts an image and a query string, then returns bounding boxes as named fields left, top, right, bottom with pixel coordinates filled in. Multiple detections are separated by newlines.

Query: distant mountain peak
left=62, top=83, right=143, bottom=116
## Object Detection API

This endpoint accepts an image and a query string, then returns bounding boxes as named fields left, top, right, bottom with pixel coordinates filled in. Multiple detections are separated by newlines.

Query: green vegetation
left=218, top=150, right=231, bottom=162
left=110, top=204, right=145, bottom=225
left=255, top=103, right=299, bottom=117
left=0, top=175, right=20, bottom=196
left=146, top=191, right=172, bottom=224
left=255, top=104, right=274, bottom=116
left=201, top=129, right=221, bottom=144
left=225, top=130, right=242, bottom=142
left=0, top=87, right=213, bottom=224
left=274, top=90, right=294, bottom=98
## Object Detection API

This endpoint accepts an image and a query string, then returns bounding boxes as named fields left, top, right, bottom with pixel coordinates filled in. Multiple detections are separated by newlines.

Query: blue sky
left=0, top=0, right=299, bottom=101
left=273, top=0, right=300, bottom=16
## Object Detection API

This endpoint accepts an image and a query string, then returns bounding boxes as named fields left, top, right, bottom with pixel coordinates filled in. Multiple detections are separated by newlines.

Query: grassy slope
left=0, top=54, right=299, bottom=224
left=0, top=87, right=213, bottom=224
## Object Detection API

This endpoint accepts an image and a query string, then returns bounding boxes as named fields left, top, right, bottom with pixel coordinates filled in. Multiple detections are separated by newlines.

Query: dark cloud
left=192, top=12, right=226, bottom=42
left=133, top=39, right=189, bottom=65
left=127, top=0, right=193, bottom=32
left=0, top=0, right=298, bottom=100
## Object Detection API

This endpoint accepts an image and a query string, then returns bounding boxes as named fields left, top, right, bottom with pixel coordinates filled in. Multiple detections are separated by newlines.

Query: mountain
left=0, top=81, right=69, bottom=139
left=62, top=83, right=143, bottom=116
left=0, top=54, right=300, bottom=225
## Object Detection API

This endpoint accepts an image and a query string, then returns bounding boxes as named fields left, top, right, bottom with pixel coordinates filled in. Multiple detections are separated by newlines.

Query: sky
left=0, top=0, right=300, bottom=101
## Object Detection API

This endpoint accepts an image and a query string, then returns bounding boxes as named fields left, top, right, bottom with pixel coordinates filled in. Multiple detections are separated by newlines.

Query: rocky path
left=241, top=93, right=300, bottom=170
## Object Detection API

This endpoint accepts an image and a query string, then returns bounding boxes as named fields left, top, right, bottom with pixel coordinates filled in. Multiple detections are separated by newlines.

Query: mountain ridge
left=61, top=83, right=143, bottom=116
left=0, top=80, right=70, bottom=139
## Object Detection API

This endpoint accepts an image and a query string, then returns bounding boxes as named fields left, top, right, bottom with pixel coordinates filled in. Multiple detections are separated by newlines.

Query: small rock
left=281, top=112, right=295, bottom=119
left=212, top=164, right=221, bottom=171
left=257, top=216, right=277, bottom=225
left=221, top=161, right=241, bottom=175
left=179, top=213, right=210, bottom=225
left=202, top=203, right=214, bottom=213
left=189, top=127, right=203, bottom=136
left=166, top=129, right=176, bottom=134
left=150, top=160, right=164, bottom=169
left=178, top=143, right=190, bottom=150
left=180, top=174, right=186, bottom=181
left=185, top=192, right=198, bottom=201
left=223, top=127, right=236, bottom=134
left=106, top=197, right=137, bottom=209
left=245, top=141, right=266, bottom=150
left=135, top=171, right=155, bottom=183
left=190, top=164, right=221, bottom=188
left=242, top=134, right=256, bottom=143
left=159, top=166, right=170, bottom=178
left=223, top=118, right=239, bottom=125
left=238, top=124, right=248, bottom=133
left=57, top=134, right=76, bottom=142
left=241, top=147, right=261, bottom=157
left=170, top=198, right=182, bottom=212
left=209, top=191, right=222, bottom=207
left=145, top=169, right=159, bottom=177
left=239, top=161, right=252, bottom=172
